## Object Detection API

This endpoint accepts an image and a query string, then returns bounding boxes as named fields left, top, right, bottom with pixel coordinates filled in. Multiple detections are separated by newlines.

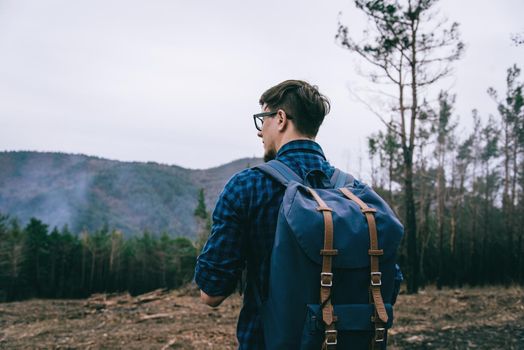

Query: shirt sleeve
left=391, top=264, right=403, bottom=305
left=194, top=171, right=249, bottom=297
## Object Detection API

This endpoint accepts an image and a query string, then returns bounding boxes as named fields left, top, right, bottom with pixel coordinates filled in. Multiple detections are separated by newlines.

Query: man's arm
left=194, top=173, right=248, bottom=306
left=200, top=290, right=226, bottom=307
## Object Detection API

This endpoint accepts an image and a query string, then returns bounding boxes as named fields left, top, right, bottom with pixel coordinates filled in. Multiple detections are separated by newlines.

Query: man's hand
left=200, top=290, right=226, bottom=307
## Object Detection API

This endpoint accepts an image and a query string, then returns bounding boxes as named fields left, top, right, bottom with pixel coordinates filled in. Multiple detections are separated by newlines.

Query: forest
left=336, top=0, right=523, bottom=293
left=0, top=216, right=199, bottom=302
left=0, top=190, right=211, bottom=302
left=367, top=67, right=523, bottom=289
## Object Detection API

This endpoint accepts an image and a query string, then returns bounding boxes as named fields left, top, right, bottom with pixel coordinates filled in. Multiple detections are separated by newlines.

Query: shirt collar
left=276, top=139, right=326, bottom=160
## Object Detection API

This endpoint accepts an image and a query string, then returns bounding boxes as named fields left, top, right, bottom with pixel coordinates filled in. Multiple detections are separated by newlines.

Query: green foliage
left=194, top=188, right=208, bottom=219
left=194, top=189, right=212, bottom=252
left=23, top=218, right=50, bottom=296
left=0, top=215, right=25, bottom=301
left=0, top=215, right=198, bottom=302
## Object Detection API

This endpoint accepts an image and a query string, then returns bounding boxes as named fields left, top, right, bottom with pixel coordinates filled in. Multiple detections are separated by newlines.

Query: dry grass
left=0, top=285, right=522, bottom=349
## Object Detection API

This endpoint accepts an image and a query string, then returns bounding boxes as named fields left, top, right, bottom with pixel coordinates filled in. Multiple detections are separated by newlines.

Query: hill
left=0, top=151, right=262, bottom=238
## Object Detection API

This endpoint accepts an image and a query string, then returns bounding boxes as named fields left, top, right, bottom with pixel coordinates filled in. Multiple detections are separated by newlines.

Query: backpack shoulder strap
left=330, top=168, right=355, bottom=188
left=339, top=187, right=389, bottom=347
left=254, top=160, right=303, bottom=186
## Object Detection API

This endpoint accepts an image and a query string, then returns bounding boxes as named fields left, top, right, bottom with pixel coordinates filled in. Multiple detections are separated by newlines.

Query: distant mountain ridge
left=0, top=151, right=262, bottom=238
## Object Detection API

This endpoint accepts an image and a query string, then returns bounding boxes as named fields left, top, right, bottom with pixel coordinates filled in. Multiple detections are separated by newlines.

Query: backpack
left=253, top=160, right=404, bottom=350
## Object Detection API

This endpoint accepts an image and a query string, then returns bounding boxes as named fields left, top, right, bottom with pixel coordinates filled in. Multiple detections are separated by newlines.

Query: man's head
left=255, top=80, right=331, bottom=161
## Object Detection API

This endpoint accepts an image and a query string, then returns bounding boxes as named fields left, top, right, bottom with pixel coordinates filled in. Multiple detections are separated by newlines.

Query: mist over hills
left=0, top=151, right=262, bottom=238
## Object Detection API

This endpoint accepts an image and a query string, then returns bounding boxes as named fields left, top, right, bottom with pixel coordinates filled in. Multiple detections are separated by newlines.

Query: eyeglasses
left=253, top=110, right=293, bottom=131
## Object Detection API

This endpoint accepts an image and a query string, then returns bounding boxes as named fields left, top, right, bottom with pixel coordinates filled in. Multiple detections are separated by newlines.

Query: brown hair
left=259, top=80, right=331, bottom=137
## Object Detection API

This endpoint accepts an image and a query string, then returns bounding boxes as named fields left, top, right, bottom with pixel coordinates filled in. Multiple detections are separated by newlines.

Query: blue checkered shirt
left=194, top=140, right=335, bottom=349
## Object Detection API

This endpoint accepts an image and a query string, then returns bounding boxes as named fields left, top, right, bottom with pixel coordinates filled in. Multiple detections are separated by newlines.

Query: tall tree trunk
left=419, top=185, right=432, bottom=286
left=436, top=164, right=445, bottom=289
left=49, top=254, right=56, bottom=297
left=35, top=252, right=41, bottom=296
left=89, top=250, right=96, bottom=292
left=405, top=12, right=420, bottom=294
left=482, top=163, right=490, bottom=285
left=81, top=232, right=88, bottom=289
left=404, top=153, right=419, bottom=293
left=502, top=122, right=512, bottom=284
left=59, top=252, right=66, bottom=298
left=388, top=151, right=394, bottom=204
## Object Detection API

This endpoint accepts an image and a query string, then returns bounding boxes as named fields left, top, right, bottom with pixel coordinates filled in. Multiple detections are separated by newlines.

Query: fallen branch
left=138, top=313, right=172, bottom=322
left=134, top=289, right=168, bottom=304
left=161, top=337, right=178, bottom=350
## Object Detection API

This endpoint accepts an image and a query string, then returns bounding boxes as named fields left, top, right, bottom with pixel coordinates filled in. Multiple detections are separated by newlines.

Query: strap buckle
left=361, top=207, right=377, bottom=214
left=316, top=206, right=333, bottom=212
left=370, top=271, right=382, bottom=286
left=325, top=329, right=338, bottom=345
left=320, top=272, right=333, bottom=287
left=374, top=327, right=385, bottom=342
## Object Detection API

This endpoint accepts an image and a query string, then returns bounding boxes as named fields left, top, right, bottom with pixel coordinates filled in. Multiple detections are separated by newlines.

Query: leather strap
left=323, top=323, right=338, bottom=350
left=339, top=188, right=388, bottom=348
left=307, top=187, right=338, bottom=349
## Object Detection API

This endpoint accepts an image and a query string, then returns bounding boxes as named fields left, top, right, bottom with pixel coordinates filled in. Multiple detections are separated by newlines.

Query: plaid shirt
left=194, top=140, right=335, bottom=349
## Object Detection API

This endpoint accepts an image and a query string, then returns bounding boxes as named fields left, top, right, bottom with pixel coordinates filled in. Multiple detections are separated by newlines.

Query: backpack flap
left=283, top=182, right=403, bottom=269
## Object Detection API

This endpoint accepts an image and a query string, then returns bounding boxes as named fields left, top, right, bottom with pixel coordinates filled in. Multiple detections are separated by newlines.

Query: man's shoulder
left=228, top=166, right=264, bottom=181
left=222, top=166, right=268, bottom=193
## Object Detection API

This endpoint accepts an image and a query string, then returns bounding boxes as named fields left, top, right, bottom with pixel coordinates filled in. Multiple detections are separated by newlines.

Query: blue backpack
left=253, top=160, right=404, bottom=350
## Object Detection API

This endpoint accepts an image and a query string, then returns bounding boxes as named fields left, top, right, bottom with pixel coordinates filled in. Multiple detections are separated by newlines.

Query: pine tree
left=23, top=218, right=50, bottom=296
left=194, top=188, right=211, bottom=251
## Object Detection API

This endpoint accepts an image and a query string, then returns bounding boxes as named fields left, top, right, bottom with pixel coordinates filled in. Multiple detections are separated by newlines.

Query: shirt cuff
left=194, top=259, right=238, bottom=297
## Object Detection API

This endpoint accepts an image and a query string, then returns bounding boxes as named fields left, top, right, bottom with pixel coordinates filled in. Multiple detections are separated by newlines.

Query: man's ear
left=277, top=109, right=289, bottom=132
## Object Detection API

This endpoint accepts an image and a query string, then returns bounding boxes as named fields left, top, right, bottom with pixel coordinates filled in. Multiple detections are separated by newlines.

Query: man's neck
left=276, top=135, right=315, bottom=153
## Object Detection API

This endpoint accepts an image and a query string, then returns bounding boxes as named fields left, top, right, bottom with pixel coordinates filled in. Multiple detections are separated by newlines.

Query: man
left=195, top=80, right=334, bottom=348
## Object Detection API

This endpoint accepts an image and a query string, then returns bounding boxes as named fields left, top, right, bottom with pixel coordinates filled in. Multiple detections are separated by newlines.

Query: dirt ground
left=0, top=285, right=522, bottom=349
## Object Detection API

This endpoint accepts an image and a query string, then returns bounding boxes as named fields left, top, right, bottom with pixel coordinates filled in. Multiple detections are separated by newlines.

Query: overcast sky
left=0, top=0, right=522, bottom=178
